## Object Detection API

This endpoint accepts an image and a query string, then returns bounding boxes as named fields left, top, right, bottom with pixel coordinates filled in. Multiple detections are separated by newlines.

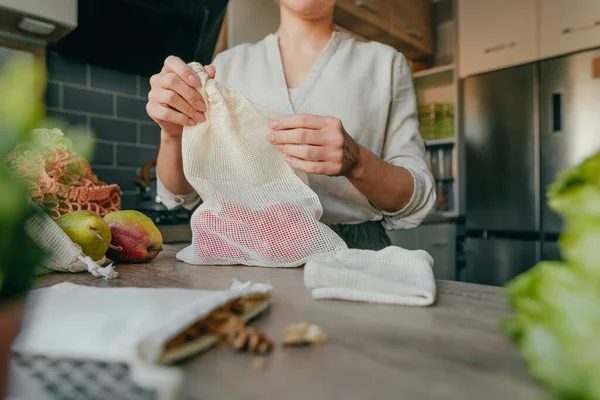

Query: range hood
left=0, top=0, right=77, bottom=45
left=49, top=0, right=228, bottom=77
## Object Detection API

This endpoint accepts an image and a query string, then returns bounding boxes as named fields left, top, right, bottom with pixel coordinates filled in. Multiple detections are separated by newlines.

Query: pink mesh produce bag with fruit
left=6, top=128, right=121, bottom=219
left=176, top=63, right=347, bottom=267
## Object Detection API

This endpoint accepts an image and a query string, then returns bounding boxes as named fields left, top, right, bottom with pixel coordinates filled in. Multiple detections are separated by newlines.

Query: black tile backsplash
left=139, top=76, right=152, bottom=98
left=91, top=142, right=114, bottom=166
left=140, top=123, right=161, bottom=146
left=46, top=51, right=160, bottom=211
left=63, top=86, right=114, bottom=115
left=90, top=65, right=138, bottom=95
left=116, top=144, right=158, bottom=168
left=91, top=117, right=137, bottom=143
left=116, top=96, right=151, bottom=121
left=46, top=53, right=87, bottom=85
left=120, top=193, right=139, bottom=210
left=46, top=109, right=87, bottom=127
left=94, top=167, right=140, bottom=192
left=45, top=83, right=60, bottom=108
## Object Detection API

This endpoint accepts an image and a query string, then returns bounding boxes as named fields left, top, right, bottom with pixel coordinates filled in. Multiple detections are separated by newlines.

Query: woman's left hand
left=267, top=114, right=362, bottom=176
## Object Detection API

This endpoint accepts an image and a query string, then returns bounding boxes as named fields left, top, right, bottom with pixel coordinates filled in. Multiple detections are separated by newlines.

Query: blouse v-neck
left=265, top=31, right=348, bottom=114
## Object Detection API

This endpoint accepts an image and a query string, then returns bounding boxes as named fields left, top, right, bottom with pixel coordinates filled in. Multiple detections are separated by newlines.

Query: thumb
left=204, top=64, right=216, bottom=79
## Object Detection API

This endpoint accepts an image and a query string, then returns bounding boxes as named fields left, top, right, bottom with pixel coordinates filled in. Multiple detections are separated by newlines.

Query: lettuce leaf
left=503, top=149, right=600, bottom=399
left=503, top=262, right=600, bottom=399
left=547, top=151, right=600, bottom=218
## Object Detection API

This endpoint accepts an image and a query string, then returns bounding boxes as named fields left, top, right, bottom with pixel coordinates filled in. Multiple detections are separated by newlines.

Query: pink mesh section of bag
left=6, top=138, right=121, bottom=219
left=175, top=63, right=347, bottom=267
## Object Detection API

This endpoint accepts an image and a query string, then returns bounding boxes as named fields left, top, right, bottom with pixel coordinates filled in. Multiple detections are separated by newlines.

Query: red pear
left=103, top=210, right=163, bottom=263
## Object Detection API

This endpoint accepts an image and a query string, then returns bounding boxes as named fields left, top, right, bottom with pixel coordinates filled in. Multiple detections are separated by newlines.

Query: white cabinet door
left=540, top=0, right=600, bottom=58
left=458, top=0, right=538, bottom=78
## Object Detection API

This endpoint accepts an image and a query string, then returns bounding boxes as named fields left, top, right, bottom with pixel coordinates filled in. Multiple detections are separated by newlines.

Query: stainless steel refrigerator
left=463, top=47, right=600, bottom=286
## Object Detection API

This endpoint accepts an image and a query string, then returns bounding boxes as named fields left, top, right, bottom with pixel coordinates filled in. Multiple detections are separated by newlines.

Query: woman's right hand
left=146, top=56, right=216, bottom=138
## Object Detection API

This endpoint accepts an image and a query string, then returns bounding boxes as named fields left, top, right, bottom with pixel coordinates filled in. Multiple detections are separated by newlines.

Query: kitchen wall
left=44, top=51, right=158, bottom=210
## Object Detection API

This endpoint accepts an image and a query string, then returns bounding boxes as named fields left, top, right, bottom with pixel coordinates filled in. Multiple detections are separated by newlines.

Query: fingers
left=152, top=72, right=205, bottom=111
left=275, top=144, right=333, bottom=162
left=269, top=114, right=329, bottom=131
left=146, top=101, right=196, bottom=127
left=267, top=128, right=330, bottom=146
left=163, top=55, right=202, bottom=87
left=148, top=88, right=204, bottom=122
left=146, top=56, right=217, bottom=132
left=283, top=155, right=340, bottom=176
left=204, top=64, right=216, bottom=79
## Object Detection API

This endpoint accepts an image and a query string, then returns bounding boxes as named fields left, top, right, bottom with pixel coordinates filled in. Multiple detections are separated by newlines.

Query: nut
left=282, top=322, right=327, bottom=346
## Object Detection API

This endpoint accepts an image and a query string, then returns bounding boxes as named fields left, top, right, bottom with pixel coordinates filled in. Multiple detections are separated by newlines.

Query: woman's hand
left=267, top=114, right=363, bottom=177
left=146, top=56, right=216, bottom=138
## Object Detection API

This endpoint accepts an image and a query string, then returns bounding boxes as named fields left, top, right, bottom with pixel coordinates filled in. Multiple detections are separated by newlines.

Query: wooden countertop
left=32, top=244, right=544, bottom=400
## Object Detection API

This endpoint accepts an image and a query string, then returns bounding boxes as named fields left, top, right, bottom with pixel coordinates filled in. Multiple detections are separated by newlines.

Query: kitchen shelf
left=426, top=138, right=455, bottom=146
left=412, top=64, right=455, bottom=80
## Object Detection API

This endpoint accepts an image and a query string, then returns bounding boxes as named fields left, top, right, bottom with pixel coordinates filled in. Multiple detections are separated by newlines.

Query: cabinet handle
left=562, top=20, right=600, bottom=35
left=552, top=93, right=562, bottom=133
left=354, top=0, right=379, bottom=14
left=407, top=29, right=424, bottom=40
left=483, top=42, right=517, bottom=54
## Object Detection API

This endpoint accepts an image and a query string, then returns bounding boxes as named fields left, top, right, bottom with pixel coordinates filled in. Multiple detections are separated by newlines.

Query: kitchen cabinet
left=540, top=0, right=600, bottom=59
left=388, top=222, right=457, bottom=280
left=334, top=0, right=433, bottom=60
left=464, top=237, right=538, bottom=287
left=389, top=0, right=434, bottom=58
left=387, top=227, right=418, bottom=250
left=457, top=0, right=538, bottom=78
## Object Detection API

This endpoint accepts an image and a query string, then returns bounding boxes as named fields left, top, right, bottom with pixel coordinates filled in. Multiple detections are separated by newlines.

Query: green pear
left=55, top=210, right=120, bottom=261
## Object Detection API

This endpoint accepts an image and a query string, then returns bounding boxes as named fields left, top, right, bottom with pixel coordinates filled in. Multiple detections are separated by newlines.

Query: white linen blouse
left=157, top=31, right=436, bottom=230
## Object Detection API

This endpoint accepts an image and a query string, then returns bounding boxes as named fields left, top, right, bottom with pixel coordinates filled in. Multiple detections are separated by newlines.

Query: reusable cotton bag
left=11, top=280, right=272, bottom=400
left=25, top=201, right=117, bottom=279
left=176, top=63, right=347, bottom=267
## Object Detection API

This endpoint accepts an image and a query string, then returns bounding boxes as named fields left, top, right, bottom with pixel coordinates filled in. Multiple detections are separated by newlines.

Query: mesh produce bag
left=25, top=200, right=118, bottom=279
left=176, top=63, right=347, bottom=267
left=5, top=128, right=121, bottom=219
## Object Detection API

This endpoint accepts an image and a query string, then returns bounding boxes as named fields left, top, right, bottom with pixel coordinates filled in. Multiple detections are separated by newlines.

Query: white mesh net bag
left=176, top=62, right=348, bottom=267
left=25, top=201, right=118, bottom=279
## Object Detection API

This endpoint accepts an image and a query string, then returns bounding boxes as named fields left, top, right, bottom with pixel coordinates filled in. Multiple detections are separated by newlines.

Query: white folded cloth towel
left=304, top=246, right=436, bottom=306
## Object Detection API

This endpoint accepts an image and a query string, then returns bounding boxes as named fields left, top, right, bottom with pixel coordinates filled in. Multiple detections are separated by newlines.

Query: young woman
left=147, top=0, right=436, bottom=250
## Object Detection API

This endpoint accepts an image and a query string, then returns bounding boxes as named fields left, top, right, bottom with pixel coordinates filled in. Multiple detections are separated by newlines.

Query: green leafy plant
left=502, top=150, right=600, bottom=399
left=0, top=55, right=49, bottom=302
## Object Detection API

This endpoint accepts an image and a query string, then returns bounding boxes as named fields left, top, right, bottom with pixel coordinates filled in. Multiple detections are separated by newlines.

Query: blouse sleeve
left=156, top=174, right=201, bottom=211
left=378, top=52, right=436, bottom=230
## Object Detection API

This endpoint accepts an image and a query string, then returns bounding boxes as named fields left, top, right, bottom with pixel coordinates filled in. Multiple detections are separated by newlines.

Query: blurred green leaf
left=503, top=149, right=600, bottom=399
left=0, top=54, right=48, bottom=302
left=0, top=54, right=46, bottom=157
left=35, top=120, right=95, bottom=161
left=548, top=151, right=600, bottom=218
